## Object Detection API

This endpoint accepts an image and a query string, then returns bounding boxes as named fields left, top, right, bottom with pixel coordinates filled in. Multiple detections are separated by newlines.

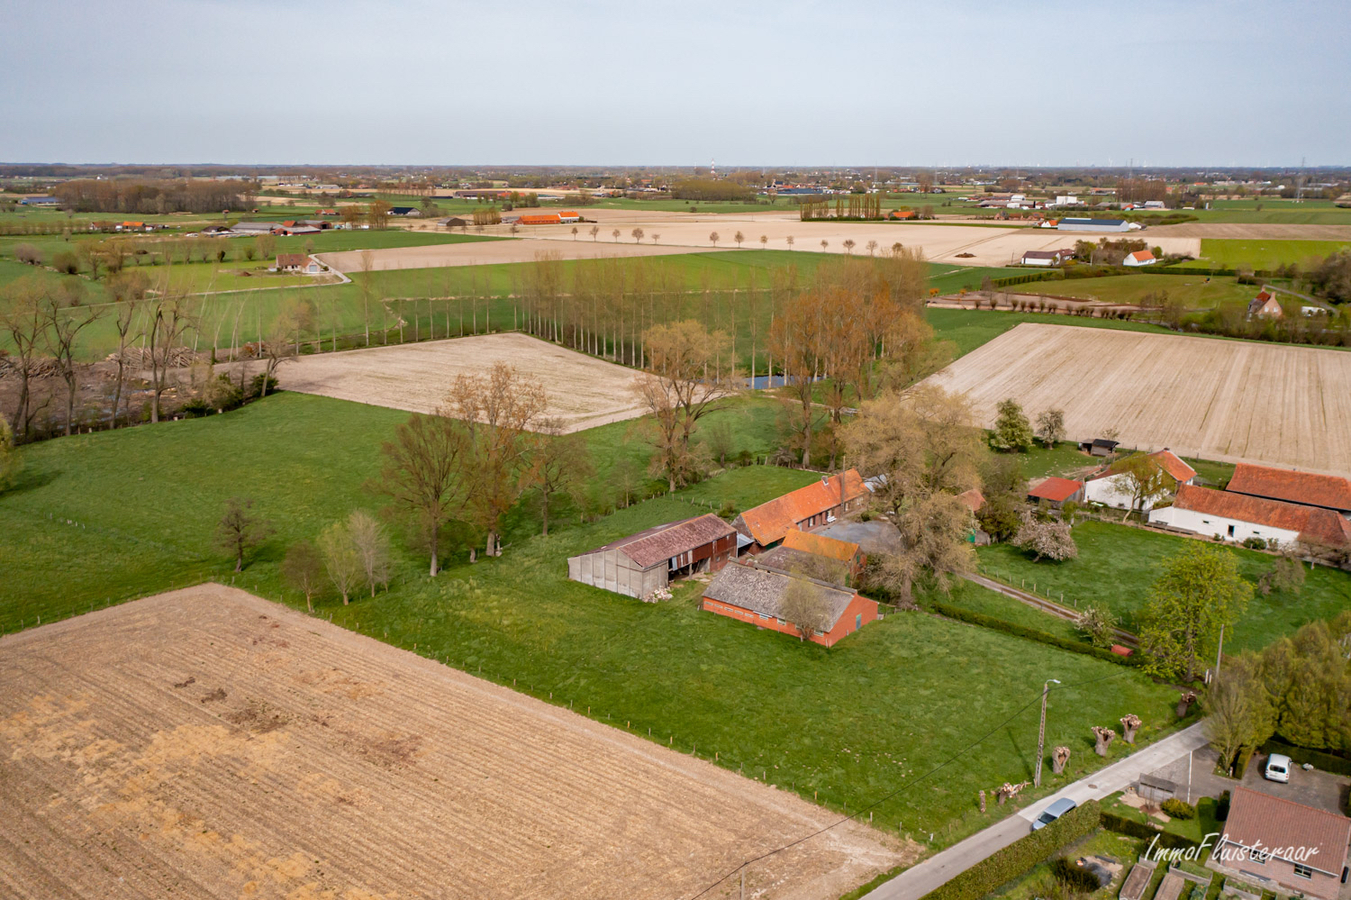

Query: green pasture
left=0, top=390, right=1182, bottom=848
left=1191, top=238, right=1349, bottom=270
left=976, top=520, right=1351, bottom=651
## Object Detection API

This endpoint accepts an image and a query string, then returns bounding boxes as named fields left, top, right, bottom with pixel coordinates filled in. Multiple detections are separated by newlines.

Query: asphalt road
left=862, top=722, right=1212, bottom=900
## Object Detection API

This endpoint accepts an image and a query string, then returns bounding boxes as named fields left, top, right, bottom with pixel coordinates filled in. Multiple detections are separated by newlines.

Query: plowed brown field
left=0, top=585, right=908, bottom=900
left=280, top=332, right=647, bottom=432
left=925, top=323, right=1351, bottom=475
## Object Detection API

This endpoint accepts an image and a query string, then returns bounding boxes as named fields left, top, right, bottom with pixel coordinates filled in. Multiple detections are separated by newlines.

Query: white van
left=1264, top=753, right=1292, bottom=783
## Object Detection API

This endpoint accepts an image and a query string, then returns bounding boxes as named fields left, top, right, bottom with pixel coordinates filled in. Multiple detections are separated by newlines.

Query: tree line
left=52, top=178, right=254, bottom=214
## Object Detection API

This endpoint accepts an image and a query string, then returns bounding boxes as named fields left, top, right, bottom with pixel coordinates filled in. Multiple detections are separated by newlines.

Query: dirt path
left=0, top=585, right=911, bottom=900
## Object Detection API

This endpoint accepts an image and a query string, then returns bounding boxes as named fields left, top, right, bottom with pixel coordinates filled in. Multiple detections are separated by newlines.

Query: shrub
left=180, top=398, right=211, bottom=418
left=918, top=801, right=1101, bottom=900
left=1074, top=604, right=1117, bottom=648
left=205, top=375, right=244, bottom=412
left=1234, top=745, right=1255, bottom=778
left=1162, top=798, right=1196, bottom=819
left=13, top=243, right=42, bottom=265
left=1216, top=789, right=1230, bottom=821
left=51, top=249, right=79, bottom=274
left=1050, top=857, right=1105, bottom=893
left=1242, top=536, right=1266, bottom=550
left=248, top=373, right=279, bottom=399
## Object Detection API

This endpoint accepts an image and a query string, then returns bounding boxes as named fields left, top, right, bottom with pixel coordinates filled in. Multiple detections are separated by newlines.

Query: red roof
left=1221, top=786, right=1351, bottom=876
left=1173, top=484, right=1351, bottom=547
left=736, top=470, right=868, bottom=546
left=1093, top=449, right=1195, bottom=484
left=1226, top=462, right=1351, bottom=512
left=1127, top=250, right=1154, bottom=262
left=956, top=488, right=986, bottom=513
left=1028, top=477, right=1082, bottom=502
left=518, top=213, right=562, bottom=225
left=583, top=513, right=736, bottom=569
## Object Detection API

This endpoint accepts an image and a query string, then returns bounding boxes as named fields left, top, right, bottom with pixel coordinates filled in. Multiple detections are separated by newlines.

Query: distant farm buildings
left=1122, top=250, right=1156, bottom=267
left=1248, top=289, right=1284, bottom=319
left=18, top=195, right=59, bottom=206
left=1020, top=249, right=1065, bottom=266
left=566, top=513, right=738, bottom=599
left=275, top=254, right=323, bottom=274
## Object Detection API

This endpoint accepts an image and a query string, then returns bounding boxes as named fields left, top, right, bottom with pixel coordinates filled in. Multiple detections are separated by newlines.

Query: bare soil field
left=1146, top=222, right=1351, bottom=240
left=0, top=585, right=908, bottom=900
left=517, top=219, right=1199, bottom=266
left=279, top=332, right=648, bottom=431
left=317, top=238, right=708, bottom=272
left=926, top=322, right=1351, bottom=475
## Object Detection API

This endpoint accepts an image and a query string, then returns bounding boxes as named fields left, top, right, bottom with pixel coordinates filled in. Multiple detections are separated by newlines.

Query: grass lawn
left=976, top=520, right=1351, bottom=651
left=1035, top=273, right=1255, bottom=310
left=929, top=580, right=1084, bottom=643
left=924, top=308, right=1175, bottom=358
left=1193, top=239, right=1349, bottom=270
left=0, top=391, right=1184, bottom=849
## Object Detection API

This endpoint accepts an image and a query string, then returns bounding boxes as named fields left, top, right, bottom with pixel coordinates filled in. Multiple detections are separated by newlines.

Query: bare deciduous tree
left=631, top=227, right=645, bottom=244
left=446, top=362, right=548, bottom=558
left=780, top=575, right=832, bottom=641
left=734, top=231, right=745, bottom=248
left=41, top=278, right=103, bottom=435
left=0, top=277, right=50, bottom=439
left=709, top=231, right=720, bottom=247
left=348, top=509, right=392, bottom=597
left=147, top=285, right=197, bottom=423
left=282, top=540, right=325, bottom=612
left=215, top=497, right=274, bottom=572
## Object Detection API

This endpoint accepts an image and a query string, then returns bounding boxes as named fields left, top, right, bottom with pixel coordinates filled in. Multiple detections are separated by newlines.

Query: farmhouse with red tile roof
left=732, top=470, right=869, bottom=552
left=1210, top=787, right=1351, bottom=900
left=1225, top=463, right=1351, bottom=514
left=1083, top=449, right=1196, bottom=512
left=1149, top=484, right=1351, bottom=550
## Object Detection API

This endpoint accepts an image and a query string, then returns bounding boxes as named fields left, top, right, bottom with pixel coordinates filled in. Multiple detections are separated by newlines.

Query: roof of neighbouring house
left=1127, top=250, right=1155, bottom=262
left=276, top=253, right=307, bottom=267
left=1091, top=449, right=1195, bottom=484
left=1085, top=438, right=1120, bottom=450
left=390, top=207, right=417, bottom=214
left=1225, top=462, right=1351, bottom=512
left=702, top=563, right=858, bottom=628
left=1220, top=786, right=1351, bottom=875
left=956, top=488, right=986, bottom=513
left=576, top=513, right=736, bottom=570
left=1172, top=484, right=1351, bottom=547
left=781, top=528, right=861, bottom=562
left=1022, top=250, right=1061, bottom=259
left=734, top=470, right=868, bottom=546
left=1028, top=477, right=1083, bottom=502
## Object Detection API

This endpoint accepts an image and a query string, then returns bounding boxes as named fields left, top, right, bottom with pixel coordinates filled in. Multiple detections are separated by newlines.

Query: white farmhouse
left=1122, top=250, right=1156, bottom=267
left=1084, top=449, right=1195, bottom=512
left=1149, top=484, right=1351, bottom=550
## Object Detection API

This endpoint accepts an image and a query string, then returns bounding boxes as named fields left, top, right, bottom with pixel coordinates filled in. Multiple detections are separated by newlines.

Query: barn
left=700, top=562, right=878, bottom=647
left=732, top=470, right=869, bottom=553
left=1027, top=477, right=1084, bottom=509
left=567, top=513, right=738, bottom=599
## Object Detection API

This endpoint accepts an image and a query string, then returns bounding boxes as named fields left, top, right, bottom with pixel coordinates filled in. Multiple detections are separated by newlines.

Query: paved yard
left=1146, top=746, right=1350, bottom=816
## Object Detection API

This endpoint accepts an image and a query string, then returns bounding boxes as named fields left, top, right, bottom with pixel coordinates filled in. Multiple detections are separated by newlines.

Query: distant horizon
left=2, top=162, right=1348, bottom=174
left=3, top=0, right=1347, bottom=167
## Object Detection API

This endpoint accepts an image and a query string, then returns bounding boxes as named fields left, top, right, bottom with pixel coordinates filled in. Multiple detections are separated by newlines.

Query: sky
left=2, top=0, right=1348, bottom=168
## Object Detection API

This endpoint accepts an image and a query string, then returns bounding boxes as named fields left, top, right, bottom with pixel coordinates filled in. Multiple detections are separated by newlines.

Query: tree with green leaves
left=373, top=411, right=468, bottom=576
left=318, top=519, right=363, bottom=605
left=1139, top=543, right=1252, bottom=681
left=1074, top=604, right=1118, bottom=648
left=1204, top=652, right=1277, bottom=771
left=1110, top=452, right=1172, bottom=519
left=990, top=398, right=1034, bottom=452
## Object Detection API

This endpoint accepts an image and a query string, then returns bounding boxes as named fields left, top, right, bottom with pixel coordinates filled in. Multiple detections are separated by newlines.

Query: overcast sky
left=2, top=0, right=1347, bottom=168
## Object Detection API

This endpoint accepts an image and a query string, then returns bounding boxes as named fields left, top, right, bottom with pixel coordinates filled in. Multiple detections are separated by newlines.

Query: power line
left=684, top=668, right=1135, bottom=900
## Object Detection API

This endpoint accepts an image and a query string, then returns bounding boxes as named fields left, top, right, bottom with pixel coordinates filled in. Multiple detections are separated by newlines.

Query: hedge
left=929, top=601, right=1139, bottom=667
left=917, top=800, right=1102, bottom=900
left=1099, top=811, right=1204, bottom=852
left=1234, top=745, right=1256, bottom=779
left=1260, top=738, right=1351, bottom=777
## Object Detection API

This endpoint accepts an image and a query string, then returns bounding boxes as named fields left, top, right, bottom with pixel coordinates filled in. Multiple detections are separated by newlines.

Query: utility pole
left=1034, top=678, right=1061, bottom=787
left=1215, top=624, right=1225, bottom=675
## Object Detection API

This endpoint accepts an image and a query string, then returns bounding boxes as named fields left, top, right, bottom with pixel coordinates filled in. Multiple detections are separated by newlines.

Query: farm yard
left=0, top=392, right=1185, bottom=861
left=0, top=584, right=907, bottom=900
left=926, top=322, right=1351, bottom=474
left=280, top=332, right=648, bottom=431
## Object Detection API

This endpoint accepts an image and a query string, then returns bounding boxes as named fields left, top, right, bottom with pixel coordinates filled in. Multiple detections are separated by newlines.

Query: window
left=758, top=613, right=771, bottom=620
left=776, top=618, right=787, bottom=626
left=1293, top=864, right=1313, bottom=880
